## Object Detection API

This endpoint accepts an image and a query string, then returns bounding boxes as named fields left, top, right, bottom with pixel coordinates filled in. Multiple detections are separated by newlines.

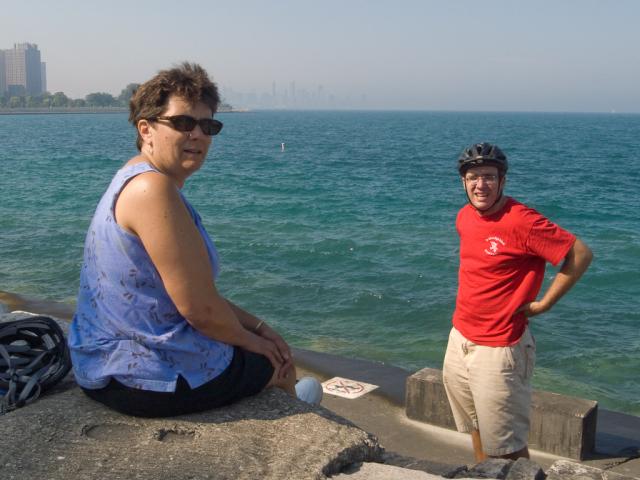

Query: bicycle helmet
left=458, top=142, right=508, bottom=176
left=0, top=316, right=71, bottom=415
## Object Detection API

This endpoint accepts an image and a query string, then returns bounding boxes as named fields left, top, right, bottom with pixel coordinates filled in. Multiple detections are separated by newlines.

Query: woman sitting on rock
left=68, top=63, right=321, bottom=417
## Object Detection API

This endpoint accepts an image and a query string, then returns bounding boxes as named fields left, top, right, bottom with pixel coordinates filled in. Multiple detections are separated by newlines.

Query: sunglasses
left=150, top=115, right=223, bottom=136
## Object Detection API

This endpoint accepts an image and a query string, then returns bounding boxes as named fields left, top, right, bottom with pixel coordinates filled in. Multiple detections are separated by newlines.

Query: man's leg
left=468, top=328, right=536, bottom=458
left=443, top=328, right=481, bottom=457
left=472, top=429, right=532, bottom=461
left=472, top=429, right=528, bottom=461
left=498, top=446, right=529, bottom=460
left=471, top=429, right=488, bottom=462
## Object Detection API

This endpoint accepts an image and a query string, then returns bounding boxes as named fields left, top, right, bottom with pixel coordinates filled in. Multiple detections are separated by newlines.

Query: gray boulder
left=0, top=381, right=382, bottom=479
left=505, top=458, right=545, bottom=480
left=547, top=459, right=638, bottom=480
left=334, top=461, right=448, bottom=479
left=381, top=451, right=468, bottom=478
left=456, top=459, right=513, bottom=479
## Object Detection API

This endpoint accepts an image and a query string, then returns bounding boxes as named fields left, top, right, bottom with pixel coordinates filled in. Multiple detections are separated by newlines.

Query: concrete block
left=529, top=390, right=597, bottom=460
left=405, top=368, right=457, bottom=430
left=405, top=368, right=598, bottom=460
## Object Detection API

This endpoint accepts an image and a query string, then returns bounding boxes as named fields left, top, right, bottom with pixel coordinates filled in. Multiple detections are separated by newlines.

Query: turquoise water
left=1, top=111, right=639, bottom=415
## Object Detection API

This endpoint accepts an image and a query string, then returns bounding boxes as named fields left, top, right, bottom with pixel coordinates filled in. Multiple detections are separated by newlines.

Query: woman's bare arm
left=114, top=171, right=285, bottom=368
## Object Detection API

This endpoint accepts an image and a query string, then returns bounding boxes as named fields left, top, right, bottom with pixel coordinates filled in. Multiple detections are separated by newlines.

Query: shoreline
left=0, top=290, right=76, bottom=320
left=2, top=305, right=639, bottom=475
left=1, top=289, right=637, bottom=419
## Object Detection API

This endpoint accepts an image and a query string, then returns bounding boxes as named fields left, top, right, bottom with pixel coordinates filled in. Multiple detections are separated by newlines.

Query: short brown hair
left=129, top=62, right=220, bottom=150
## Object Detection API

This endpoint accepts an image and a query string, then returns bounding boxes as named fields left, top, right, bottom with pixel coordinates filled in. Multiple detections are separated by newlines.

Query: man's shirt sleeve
left=525, top=214, right=576, bottom=266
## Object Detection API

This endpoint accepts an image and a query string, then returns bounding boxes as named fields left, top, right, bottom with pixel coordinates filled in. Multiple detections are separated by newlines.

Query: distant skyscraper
left=41, top=62, right=47, bottom=93
left=289, top=81, right=296, bottom=105
left=0, top=50, right=6, bottom=95
left=4, top=43, right=44, bottom=96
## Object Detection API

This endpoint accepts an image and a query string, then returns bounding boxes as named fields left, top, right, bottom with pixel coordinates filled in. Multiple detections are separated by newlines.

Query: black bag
left=0, top=315, right=72, bottom=415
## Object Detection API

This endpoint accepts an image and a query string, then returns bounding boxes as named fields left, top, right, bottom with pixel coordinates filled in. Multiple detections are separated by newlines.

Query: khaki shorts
left=442, top=326, right=536, bottom=456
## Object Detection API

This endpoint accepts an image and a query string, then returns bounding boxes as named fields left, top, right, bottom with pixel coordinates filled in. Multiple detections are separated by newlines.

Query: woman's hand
left=257, top=324, right=293, bottom=378
left=245, top=334, right=290, bottom=376
left=225, top=300, right=293, bottom=378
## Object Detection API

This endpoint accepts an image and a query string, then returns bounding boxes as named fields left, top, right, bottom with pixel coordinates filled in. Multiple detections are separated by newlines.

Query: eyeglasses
left=150, top=115, right=223, bottom=136
left=464, top=173, right=499, bottom=185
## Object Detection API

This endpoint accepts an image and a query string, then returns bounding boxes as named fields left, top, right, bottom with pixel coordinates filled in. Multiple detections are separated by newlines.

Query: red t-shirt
left=452, top=197, right=575, bottom=346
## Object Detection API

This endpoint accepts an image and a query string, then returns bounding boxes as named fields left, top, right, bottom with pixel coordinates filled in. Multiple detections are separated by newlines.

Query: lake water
left=1, top=110, right=638, bottom=415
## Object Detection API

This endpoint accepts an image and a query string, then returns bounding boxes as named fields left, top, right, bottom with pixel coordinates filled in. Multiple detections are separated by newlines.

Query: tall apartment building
left=0, top=50, right=5, bottom=95
left=2, top=43, right=46, bottom=96
left=41, top=62, right=47, bottom=93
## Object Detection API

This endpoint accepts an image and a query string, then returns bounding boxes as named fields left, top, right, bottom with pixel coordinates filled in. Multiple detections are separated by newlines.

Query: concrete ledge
left=405, top=368, right=457, bottom=430
left=405, top=367, right=598, bottom=460
left=529, top=390, right=598, bottom=460
left=0, top=379, right=383, bottom=479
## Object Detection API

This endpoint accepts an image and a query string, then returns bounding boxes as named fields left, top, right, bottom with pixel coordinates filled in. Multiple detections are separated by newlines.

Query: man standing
left=443, top=143, right=592, bottom=462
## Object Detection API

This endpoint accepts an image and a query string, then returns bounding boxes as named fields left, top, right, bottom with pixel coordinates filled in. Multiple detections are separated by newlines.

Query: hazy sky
left=2, top=0, right=639, bottom=112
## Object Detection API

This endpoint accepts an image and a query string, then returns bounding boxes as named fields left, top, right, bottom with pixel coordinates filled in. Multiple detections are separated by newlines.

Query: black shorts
left=81, top=347, right=274, bottom=418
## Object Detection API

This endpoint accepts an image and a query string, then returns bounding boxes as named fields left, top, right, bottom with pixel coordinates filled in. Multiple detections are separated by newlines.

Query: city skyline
left=2, top=1, right=639, bottom=112
left=220, top=82, right=368, bottom=110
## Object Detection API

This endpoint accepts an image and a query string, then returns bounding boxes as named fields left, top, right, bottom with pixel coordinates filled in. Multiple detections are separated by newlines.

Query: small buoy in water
left=281, top=142, right=285, bottom=152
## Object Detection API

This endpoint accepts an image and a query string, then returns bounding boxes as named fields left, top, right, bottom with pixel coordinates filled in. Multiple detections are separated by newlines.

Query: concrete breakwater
left=1, top=367, right=380, bottom=479
left=2, top=310, right=640, bottom=479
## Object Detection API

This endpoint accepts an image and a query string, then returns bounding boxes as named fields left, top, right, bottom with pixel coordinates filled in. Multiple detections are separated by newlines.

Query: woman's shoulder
left=120, top=159, right=175, bottom=196
left=115, top=160, right=183, bottom=234
left=119, top=176, right=181, bottom=222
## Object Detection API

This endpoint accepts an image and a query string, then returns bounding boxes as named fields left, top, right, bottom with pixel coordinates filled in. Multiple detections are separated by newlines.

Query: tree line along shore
left=0, top=82, right=233, bottom=111
left=0, top=105, right=237, bottom=114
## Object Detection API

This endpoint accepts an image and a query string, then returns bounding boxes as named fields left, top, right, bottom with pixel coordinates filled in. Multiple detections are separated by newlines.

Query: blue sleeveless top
left=69, top=162, right=233, bottom=392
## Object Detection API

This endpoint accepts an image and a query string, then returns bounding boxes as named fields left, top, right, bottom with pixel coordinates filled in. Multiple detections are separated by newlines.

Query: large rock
left=334, top=462, right=446, bottom=479
left=0, top=381, right=382, bottom=479
left=381, top=451, right=468, bottom=478
left=1, top=311, right=384, bottom=478
left=504, top=458, right=545, bottom=480
left=455, top=459, right=512, bottom=478
left=546, top=459, right=639, bottom=480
